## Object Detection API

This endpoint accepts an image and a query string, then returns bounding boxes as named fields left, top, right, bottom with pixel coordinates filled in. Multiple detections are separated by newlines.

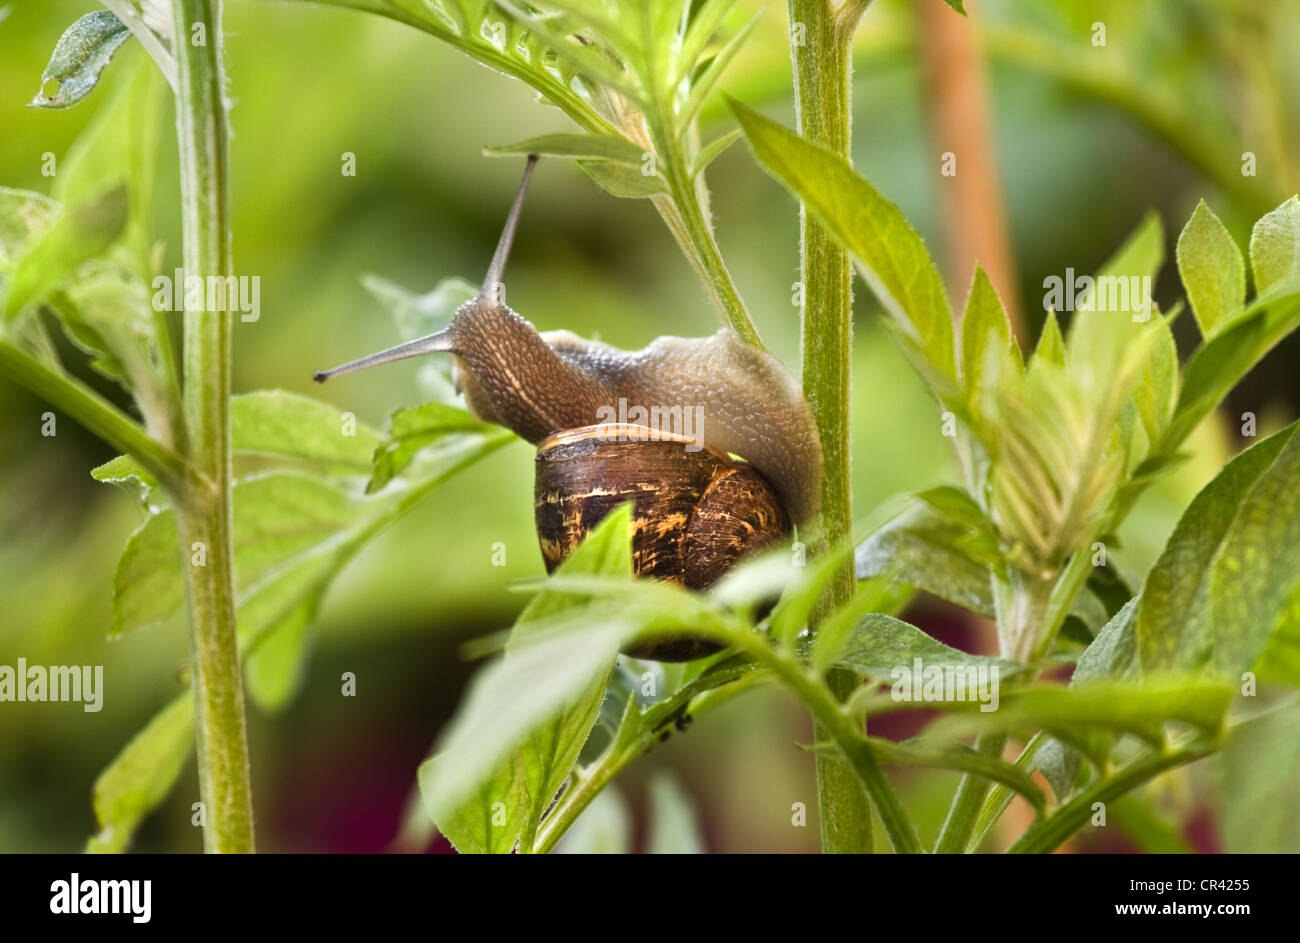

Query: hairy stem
left=170, top=0, right=253, bottom=854
left=791, top=0, right=874, bottom=853
left=655, top=180, right=763, bottom=348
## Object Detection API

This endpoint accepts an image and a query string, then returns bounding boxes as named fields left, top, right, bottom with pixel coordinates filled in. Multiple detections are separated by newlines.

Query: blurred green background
left=1, top=0, right=1296, bottom=852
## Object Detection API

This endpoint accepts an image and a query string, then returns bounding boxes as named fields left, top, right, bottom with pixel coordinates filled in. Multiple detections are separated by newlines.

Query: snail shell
left=535, top=423, right=790, bottom=661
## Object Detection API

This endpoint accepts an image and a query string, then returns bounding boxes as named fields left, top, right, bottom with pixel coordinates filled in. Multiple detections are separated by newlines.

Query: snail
left=315, top=156, right=822, bottom=660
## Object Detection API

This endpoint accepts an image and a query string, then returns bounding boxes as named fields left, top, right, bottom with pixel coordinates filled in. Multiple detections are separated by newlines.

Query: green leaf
left=1138, top=422, right=1297, bottom=675
left=1039, top=596, right=1141, bottom=801
left=730, top=98, right=957, bottom=397
left=112, top=508, right=184, bottom=636
left=1177, top=200, right=1245, bottom=337
left=113, top=472, right=367, bottom=635
left=855, top=504, right=996, bottom=616
left=232, top=390, right=382, bottom=474
left=53, top=54, right=162, bottom=278
left=577, top=159, right=669, bottom=199
left=1, top=186, right=129, bottom=322
left=91, top=453, right=160, bottom=511
left=1163, top=276, right=1300, bottom=450
left=368, top=401, right=501, bottom=492
left=485, top=132, right=645, bottom=164
left=1220, top=700, right=1300, bottom=853
left=509, top=503, right=633, bottom=849
left=1248, top=195, right=1300, bottom=294
left=1031, top=309, right=1066, bottom=368
left=691, top=128, right=742, bottom=178
left=419, top=509, right=637, bottom=832
left=941, top=0, right=968, bottom=13
left=85, top=693, right=193, bottom=853
left=928, top=678, right=1233, bottom=744
left=243, top=596, right=315, bottom=711
left=1065, top=211, right=1164, bottom=392
left=647, top=772, right=704, bottom=854
left=827, top=612, right=1023, bottom=683
left=420, top=753, right=527, bottom=854
left=1206, top=426, right=1300, bottom=684
left=961, top=266, right=1021, bottom=418
left=30, top=10, right=132, bottom=109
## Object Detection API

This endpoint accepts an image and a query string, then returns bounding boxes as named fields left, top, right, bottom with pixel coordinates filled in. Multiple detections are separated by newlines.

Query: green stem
left=170, top=0, right=253, bottom=854
left=531, top=666, right=769, bottom=854
left=736, top=634, right=921, bottom=853
left=0, top=340, right=192, bottom=490
left=654, top=180, right=763, bottom=348
left=791, top=0, right=873, bottom=853
left=966, top=731, right=1047, bottom=852
left=1009, top=743, right=1212, bottom=854
left=933, top=730, right=1007, bottom=853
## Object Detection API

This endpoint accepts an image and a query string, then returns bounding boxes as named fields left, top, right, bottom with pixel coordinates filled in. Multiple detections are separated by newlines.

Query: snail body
left=316, top=156, right=822, bottom=660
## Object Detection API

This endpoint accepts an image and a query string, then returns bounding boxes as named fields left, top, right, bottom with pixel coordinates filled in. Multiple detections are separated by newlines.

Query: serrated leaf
left=30, top=10, right=132, bottom=109
left=1138, top=423, right=1297, bottom=675
left=420, top=753, right=528, bottom=854
left=368, top=401, right=502, bottom=492
left=509, top=504, right=632, bottom=848
left=85, top=693, right=192, bottom=853
left=1177, top=200, right=1245, bottom=338
left=232, top=390, right=382, bottom=474
left=420, top=509, right=637, bottom=834
left=1248, top=195, right=1300, bottom=294
left=111, top=473, right=373, bottom=636
left=730, top=98, right=958, bottom=397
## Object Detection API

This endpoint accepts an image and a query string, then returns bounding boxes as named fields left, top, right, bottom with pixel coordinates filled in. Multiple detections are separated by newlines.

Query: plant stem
left=1009, top=742, right=1212, bottom=854
left=790, top=0, right=873, bottom=854
left=170, top=0, right=253, bottom=854
left=933, top=730, right=1007, bottom=852
left=0, top=340, right=192, bottom=490
left=735, top=634, right=920, bottom=853
left=531, top=667, right=770, bottom=854
left=654, top=184, right=763, bottom=348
